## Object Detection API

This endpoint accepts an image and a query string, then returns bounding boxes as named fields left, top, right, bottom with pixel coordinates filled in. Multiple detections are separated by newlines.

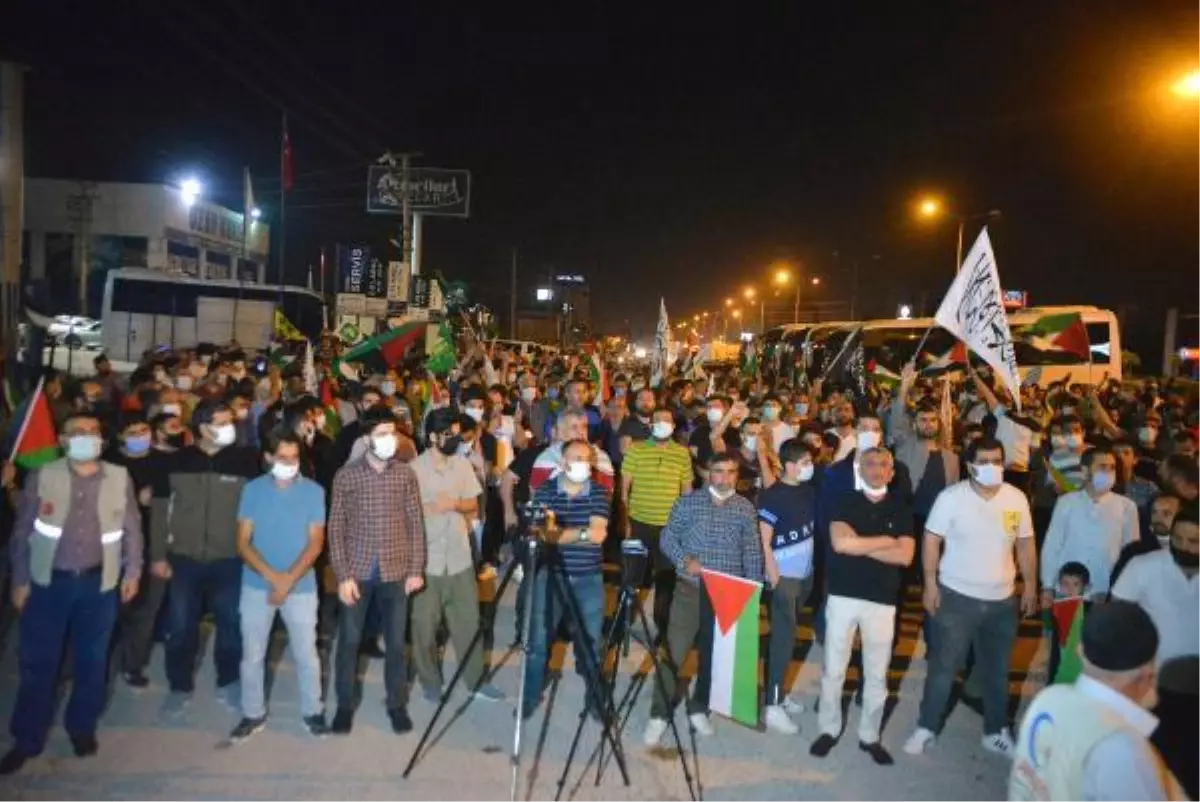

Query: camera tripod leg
left=510, top=540, right=540, bottom=802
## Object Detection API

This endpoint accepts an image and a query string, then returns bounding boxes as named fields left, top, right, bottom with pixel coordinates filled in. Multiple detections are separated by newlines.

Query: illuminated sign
left=555, top=274, right=586, bottom=285
left=1002, top=290, right=1028, bottom=310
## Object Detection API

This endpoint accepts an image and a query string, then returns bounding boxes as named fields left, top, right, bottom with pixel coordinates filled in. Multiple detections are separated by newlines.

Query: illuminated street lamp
left=916, top=194, right=943, bottom=219
left=730, top=308, right=742, bottom=320
left=249, top=206, right=262, bottom=220
left=915, top=193, right=1001, bottom=273
left=180, top=177, right=202, bottom=207
left=743, top=286, right=756, bottom=301
left=724, top=297, right=734, bottom=308
left=1171, top=69, right=1200, bottom=98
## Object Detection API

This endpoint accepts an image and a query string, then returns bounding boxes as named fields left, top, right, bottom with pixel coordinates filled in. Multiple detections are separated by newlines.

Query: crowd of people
left=0, top=335, right=1196, bottom=799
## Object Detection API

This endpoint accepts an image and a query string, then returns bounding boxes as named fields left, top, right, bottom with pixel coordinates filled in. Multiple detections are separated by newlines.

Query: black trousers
left=630, top=519, right=677, bottom=636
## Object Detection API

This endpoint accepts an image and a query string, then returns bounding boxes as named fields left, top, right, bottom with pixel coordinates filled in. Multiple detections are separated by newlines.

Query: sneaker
left=780, top=696, right=805, bottom=716
left=217, top=682, right=241, bottom=711
left=303, top=715, right=328, bottom=738
left=903, top=727, right=936, bottom=756
left=0, top=747, right=28, bottom=776
left=161, top=691, right=192, bottom=717
left=764, top=705, right=799, bottom=735
left=809, top=733, right=837, bottom=757
left=122, top=671, right=150, bottom=690
left=388, top=707, right=413, bottom=734
left=470, top=684, right=506, bottom=703
left=69, top=733, right=98, bottom=757
left=860, top=740, right=894, bottom=765
left=330, top=708, right=354, bottom=735
left=688, top=712, right=714, bottom=737
left=229, top=716, right=267, bottom=743
left=981, top=728, right=1016, bottom=758
left=643, top=717, right=668, bottom=746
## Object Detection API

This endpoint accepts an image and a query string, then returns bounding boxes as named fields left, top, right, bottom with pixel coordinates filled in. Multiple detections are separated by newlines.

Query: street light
left=249, top=206, right=262, bottom=220
left=180, top=177, right=202, bottom=207
left=915, top=193, right=1001, bottom=272
left=916, top=194, right=943, bottom=219
left=1171, top=69, right=1200, bottom=98
left=743, top=286, right=756, bottom=301
left=724, top=297, right=734, bottom=308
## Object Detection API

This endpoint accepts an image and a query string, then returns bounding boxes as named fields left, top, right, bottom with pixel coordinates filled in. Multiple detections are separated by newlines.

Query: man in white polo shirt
left=904, top=437, right=1038, bottom=758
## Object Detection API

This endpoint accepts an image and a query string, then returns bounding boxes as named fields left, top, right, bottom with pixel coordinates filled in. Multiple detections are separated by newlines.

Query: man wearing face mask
left=1, top=412, right=142, bottom=775
left=516, top=372, right=551, bottom=449
left=408, top=409, right=504, bottom=704
left=229, top=433, right=328, bottom=742
left=1111, top=505, right=1200, bottom=799
left=905, top=438, right=1037, bottom=758
left=150, top=399, right=261, bottom=716
left=733, top=416, right=765, bottom=501
left=760, top=393, right=796, bottom=457
left=1040, top=445, right=1138, bottom=605
left=644, top=453, right=763, bottom=745
left=618, top=387, right=658, bottom=456
left=1032, top=415, right=1088, bottom=551
left=104, top=414, right=168, bottom=689
left=1009, top=600, right=1184, bottom=801
left=758, top=439, right=818, bottom=735
left=327, top=406, right=427, bottom=736
left=621, top=408, right=694, bottom=636
left=151, top=412, right=188, bottom=453
left=690, top=396, right=741, bottom=484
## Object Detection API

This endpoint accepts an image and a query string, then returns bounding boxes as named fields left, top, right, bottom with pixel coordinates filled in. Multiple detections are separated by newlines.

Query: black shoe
left=122, top=671, right=150, bottom=689
left=0, top=747, right=28, bottom=775
left=303, top=715, right=328, bottom=737
left=388, top=707, right=413, bottom=734
left=360, top=638, right=386, bottom=659
left=860, top=741, right=894, bottom=765
left=330, top=708, right=354, bottom=735
left=229, top=716, right=267, bottom=743
left=69, top=733, right=98, bottom=758
left=809, top=733, right=838, bottom=757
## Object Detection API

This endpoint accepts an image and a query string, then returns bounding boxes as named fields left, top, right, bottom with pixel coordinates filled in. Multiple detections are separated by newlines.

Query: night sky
left=6, top=1, right=1198, bottom=358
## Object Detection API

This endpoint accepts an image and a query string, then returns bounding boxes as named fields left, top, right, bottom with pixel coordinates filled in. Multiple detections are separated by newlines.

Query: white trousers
left=817, top=594, right=896, bottom=744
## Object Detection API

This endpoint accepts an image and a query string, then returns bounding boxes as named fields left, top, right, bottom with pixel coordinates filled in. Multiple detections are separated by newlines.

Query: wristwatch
left=578, top=529, right=590, bottom=543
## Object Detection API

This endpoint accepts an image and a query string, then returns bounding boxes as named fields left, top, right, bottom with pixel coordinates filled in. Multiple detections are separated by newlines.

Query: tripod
left=403, top=535, right=631, bottom=801
left=557, top=573, right=699, bottom=802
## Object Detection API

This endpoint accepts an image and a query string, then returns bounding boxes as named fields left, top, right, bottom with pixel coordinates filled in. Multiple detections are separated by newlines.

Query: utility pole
left=509, top=247, right=518, bottom=339
left=66, top=182, right=98, bottom=316
left=0, top=62, right=26, bottom=360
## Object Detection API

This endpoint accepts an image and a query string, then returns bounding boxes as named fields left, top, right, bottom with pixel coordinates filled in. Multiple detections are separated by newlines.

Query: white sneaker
left=780, top=696, right=805, bottom=716
left=643, top=717, right=668, bottom=746
left=688, top=712, right=715, bottom=736
left=903, top=727, right=936, bottom=755
left=982, top=728, right=1016, bottom=758
left=764, top=705, right=799, bottom=735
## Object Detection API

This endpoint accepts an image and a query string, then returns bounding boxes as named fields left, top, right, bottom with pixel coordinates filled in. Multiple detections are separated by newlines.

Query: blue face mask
left=124, top=434, right=152, bottom=455
left=548, top=387, right=561, bottom=400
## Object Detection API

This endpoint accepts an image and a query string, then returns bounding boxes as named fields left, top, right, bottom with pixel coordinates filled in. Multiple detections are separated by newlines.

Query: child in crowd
left=1047, top=561, right=1091, bottom=684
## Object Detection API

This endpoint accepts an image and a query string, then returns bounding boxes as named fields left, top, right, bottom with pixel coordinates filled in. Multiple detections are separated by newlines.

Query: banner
left=338, top=244, right=370, bottom=296
left=933, top=228, right=1021, bottom=407
left=366, top=166, right=472, bottom=217
left=651, top=298, right=672, bottom=389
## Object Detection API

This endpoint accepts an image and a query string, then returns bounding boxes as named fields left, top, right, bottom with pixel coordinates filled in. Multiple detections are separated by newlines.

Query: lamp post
left=743, top=286, right=764, bottom=334
left=915, top=194, right=1001, bottom=273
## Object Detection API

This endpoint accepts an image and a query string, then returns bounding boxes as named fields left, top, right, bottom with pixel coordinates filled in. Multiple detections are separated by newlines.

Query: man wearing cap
left=1008, top=600, right=1184, bottom=801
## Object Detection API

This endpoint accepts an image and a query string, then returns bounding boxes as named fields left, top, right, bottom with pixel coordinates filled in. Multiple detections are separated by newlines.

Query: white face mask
left=971, top=463, right=1004, bottom=487
left=175, top=375, right=193, bottom=391
left=271, top=461, right=300, bottom=481
left=652, top=421, right=675, bottom=440
left=211, top=423, right=236, bottom=447
left=798, top=463, right=815, bottom=483
left=520, top=387, right=538, bottom=403
left=856, top=430, right=881, bottom=452
left=1066, top=434, right=1083, bottom=450
left=315, top=414, right=326, bottom=431
left=465, top=407, right=485, bottom=423
left=162, top=403, right=182, bottom=418
left=708, top=485, right=736, bottom=502
left=380, top=381, right=396, bottom=397
left=706, top=408, right=724, bottom=424
left=796, top=402, right=809, bottom=416
left=67, top=435, right=102, bottom=463
left=371, top=433, right=398, bottom=460
left=1091, top=470, right=1116, bottom=493
left=565, top=461, right=591, bottom=484
left=761, top=406, right=780, bottom=421
left=742, top=435, right=758, bottom=453
left=1138, top=427, right=1158, bottom=446
left=863, top=484, right=887, bottom=500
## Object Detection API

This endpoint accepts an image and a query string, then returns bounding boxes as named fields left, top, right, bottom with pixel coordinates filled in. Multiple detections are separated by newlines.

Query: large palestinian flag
left=920, top=340, right=968, bottom=376
left=702, top=569, right=762, bottom=727
left=339, top=321, right=425, bottom=368
left=1018, top=313, right=1090, bottom=361
left=12, top=378, right=60, bottom=469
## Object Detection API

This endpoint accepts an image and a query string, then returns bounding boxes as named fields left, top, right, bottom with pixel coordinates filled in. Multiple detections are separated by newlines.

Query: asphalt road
left=0, top=579, right=1047, bottom=800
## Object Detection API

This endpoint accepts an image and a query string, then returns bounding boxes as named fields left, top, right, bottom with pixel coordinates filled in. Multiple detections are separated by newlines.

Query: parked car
left=49, top=316, right=104, bottom=350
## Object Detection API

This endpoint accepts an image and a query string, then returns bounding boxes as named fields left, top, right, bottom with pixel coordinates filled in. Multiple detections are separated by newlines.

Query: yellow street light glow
left=702, top=311, right=709, bottom=318
left=724, top=297, right=734, bottom=307
left=916, top=195, right=943, bottom=219
left=731, top=308, right=742, bottom=319
left=743, top=286, right=756, bottom=300
left=774, top=269, right=790, bottom=285
left=811, top=277, right=821, bottom=285
left=1171, top=70, right=1200, bottom=98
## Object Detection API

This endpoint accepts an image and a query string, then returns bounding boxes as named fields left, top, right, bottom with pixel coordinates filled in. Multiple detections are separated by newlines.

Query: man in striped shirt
left=644, top=452, right=764, bottom=745
left=326, top=407, right=427, bottom=737
left=523, top=439, right=611, bottom=720
left=621, top=407, right=693, bottom=634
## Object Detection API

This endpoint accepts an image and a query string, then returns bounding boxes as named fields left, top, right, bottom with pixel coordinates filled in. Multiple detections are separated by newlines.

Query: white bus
left=763, top=305, right=1122, bottom=387
left=101, top=268, right=327, bottom=361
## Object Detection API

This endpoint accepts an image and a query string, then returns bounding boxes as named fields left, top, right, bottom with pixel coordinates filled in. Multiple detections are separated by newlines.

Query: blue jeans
left=522, top=569, right=605, bottom=716
left=239, top=587, right=322, bottom=719
left=165, top=556, right=242, bottom=693
left=11, top=571, right=118, bottom=755
left=918, top=584, right=1018, bottom=735
left=334, top=579, right=409, bottom=711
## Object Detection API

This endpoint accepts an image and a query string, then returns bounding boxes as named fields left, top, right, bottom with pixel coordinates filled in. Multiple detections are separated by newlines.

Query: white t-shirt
left=925, top=480, right=1034, bottom=601
left=1111, top=549, right=1200, bottom=665
left=769, top=421, right=796, bottom=455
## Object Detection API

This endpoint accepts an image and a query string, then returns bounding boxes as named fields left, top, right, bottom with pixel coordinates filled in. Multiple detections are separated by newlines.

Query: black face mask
left=165, top=433, right=187, bottom=449
left=1169, top=542, right=1199, bottom=569
left=438, top=435, right=462, bottom=457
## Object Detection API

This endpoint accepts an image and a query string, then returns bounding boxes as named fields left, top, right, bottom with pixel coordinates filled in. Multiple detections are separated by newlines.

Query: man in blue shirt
left=758, top=438, right=818, bottom=735
left=523, top=439, right=611, bottom=720
left=230, top=432, right=328, bottom=741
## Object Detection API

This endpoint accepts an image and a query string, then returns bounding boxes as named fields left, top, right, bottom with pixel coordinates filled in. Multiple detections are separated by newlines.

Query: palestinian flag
left=920, top=341, right=968, bottom=376
left=1046, top=458, right=1081, bottom=494
left=868, top=360, right=901, bottom=391
left=1018, top=313, right=1090, bottom=361
left=339, top=321, right=425, bottom=368
left=1050, top=597, right=1085, bottom=684
left=12, top=378, right=60, bottom=469
left=702, top=569, right=762, bottom=727
left=425, top=321, right=457, bottom=376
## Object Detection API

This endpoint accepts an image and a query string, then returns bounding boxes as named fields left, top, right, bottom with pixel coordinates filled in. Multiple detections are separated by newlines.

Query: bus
left=762, top=305, right=1121, bottom=387
left=101, top=268, right=327, bottom=361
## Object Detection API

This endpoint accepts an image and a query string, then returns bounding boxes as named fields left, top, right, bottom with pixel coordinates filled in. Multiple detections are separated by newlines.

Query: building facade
left=23, top=178, right=269, bottom=316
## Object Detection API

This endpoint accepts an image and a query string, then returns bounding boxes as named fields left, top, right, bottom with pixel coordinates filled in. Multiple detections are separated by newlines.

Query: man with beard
left=1110, top=494, right=1182, bottom=587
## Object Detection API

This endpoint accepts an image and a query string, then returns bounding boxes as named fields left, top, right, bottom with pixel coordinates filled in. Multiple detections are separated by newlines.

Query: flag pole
left=278, top=111, right=288, bottom=312
left=818, top=325, right=862, bottom=383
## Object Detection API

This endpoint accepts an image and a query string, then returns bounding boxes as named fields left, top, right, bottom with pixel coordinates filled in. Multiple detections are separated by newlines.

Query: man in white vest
left=1, top=412, right=142, bottom=775
left=1009, top=600, right=1184, bottom=801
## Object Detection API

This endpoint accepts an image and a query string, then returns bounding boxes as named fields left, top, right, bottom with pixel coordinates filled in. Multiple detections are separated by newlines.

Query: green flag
left=425, top=321, right=456, bottom=376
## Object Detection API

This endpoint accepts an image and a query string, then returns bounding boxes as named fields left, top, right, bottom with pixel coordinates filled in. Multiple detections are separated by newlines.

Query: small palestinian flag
left=12, top=378, right=60, bottom=469
left=1019, top=313, right=1090, bottom=361
left=1050, top=597, right=1085, bottom=684
left=868, top=360, right=901, bottom=391
left=920, top=341, right=968, bottom=376
left=702, top=569, right=762, bottom=728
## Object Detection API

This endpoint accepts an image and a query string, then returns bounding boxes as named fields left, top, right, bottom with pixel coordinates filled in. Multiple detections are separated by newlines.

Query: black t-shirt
left=735, top=451, right=760, bottom=501
left=688, top=423, right=742, bottom=469
left=509, top=444, right=544, bottom=508
left=828, top=491, right=914, bottom=605
left=618, top=415, right=652, bottom=444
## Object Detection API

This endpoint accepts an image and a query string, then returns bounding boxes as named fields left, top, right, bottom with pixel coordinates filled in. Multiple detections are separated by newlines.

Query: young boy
left=1046, top=561, right=1091, bottom=684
